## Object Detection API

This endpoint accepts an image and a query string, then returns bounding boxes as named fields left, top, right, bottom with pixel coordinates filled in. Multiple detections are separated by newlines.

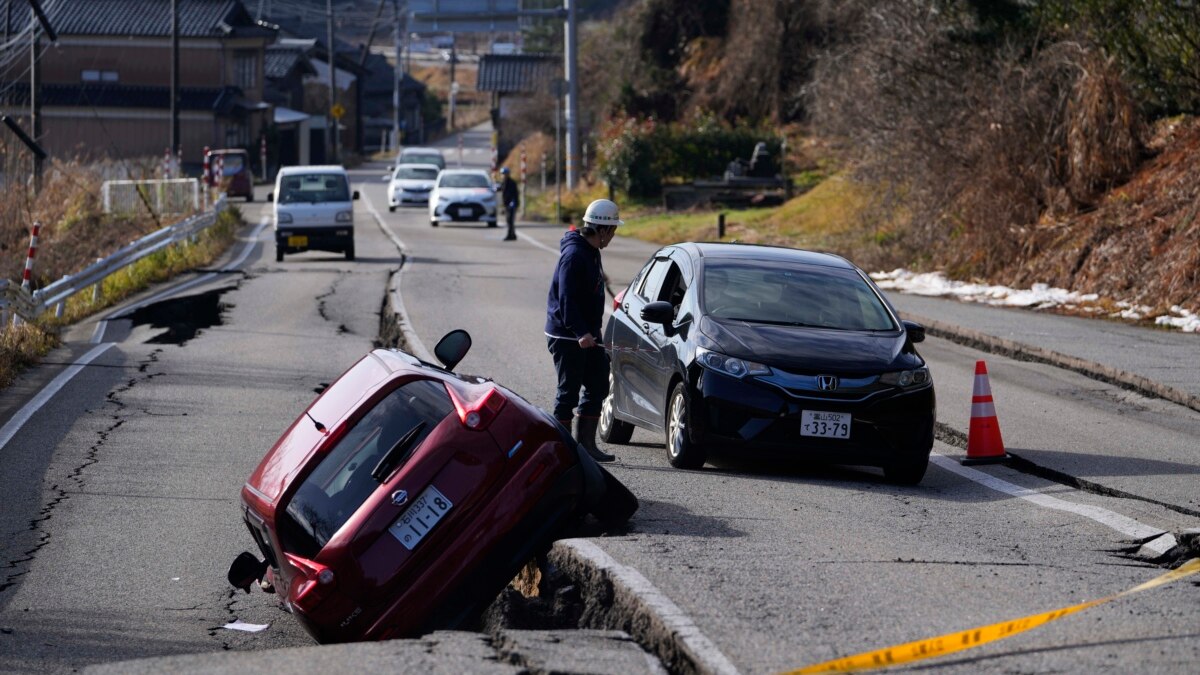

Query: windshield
left=278, top=173, right=350, bottom=204
left=277, top=379, right=454, bottom=558
left=220, top=154, right=246, bottom=173
left=703, top=261, right=897, bottom=331
left=401, top=152, right=445, bottom=168
left=394, top=167, right=439, bottom=180
left=439, top=173, right=490, bottom=188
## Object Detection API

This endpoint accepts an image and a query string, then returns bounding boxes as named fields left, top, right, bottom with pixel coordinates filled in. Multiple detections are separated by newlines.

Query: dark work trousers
left=506, top=201, right=517, bottom=229
left=547, top=336, right=610, bottom=420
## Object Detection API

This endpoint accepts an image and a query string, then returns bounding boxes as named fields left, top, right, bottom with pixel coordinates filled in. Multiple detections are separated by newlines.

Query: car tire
left=345, top=245, right=355, bottom=261
left=589, top=466, right=638, bottom=528
left=389, top=205, right=396, bottom=213
left=599, top=374, right=634, bottom=444
left=275, top=247, right=284, bottom=262
left=431, top=220, right=439, bottom=227
left=487, top=221, right=498, bottom=228
left=883, top=453, right=929, bottom=485
left=246, top=193, right=254, bottom=203
left=665, top=383, right=706, bottom=469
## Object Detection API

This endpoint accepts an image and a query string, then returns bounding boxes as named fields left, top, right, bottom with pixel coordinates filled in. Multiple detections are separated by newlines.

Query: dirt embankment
left=1006, top=117, right=1200, bottom=315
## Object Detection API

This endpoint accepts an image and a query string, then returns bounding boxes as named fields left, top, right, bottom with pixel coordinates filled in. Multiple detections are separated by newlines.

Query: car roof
left=278, top=165, right=348, bottom=175
left=667, top=241, right=856, bottom=270
left=394, top=163, right=441, bottom=171
left=399, top=147, right=442, bottom=154
left=439, top=168, right=489, bottom=176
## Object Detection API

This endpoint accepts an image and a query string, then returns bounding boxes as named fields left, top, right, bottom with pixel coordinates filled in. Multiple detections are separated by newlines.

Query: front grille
left=445, top=202, right=486, bottom=220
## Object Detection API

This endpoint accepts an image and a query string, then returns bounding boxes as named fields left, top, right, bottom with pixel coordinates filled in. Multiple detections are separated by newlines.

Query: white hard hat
left=582, top=198, right=623, bottom=227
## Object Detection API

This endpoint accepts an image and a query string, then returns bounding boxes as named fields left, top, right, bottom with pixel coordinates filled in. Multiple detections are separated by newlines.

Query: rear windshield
left=401, top=152, right=445, bottom=168
left=439, top=173, right=489, bottom=188
left=221, top=154, right=246, bottom=173
left=703, top=261, right=897, bottom=331
left=278, top=379, right=454, bottom=558
left=278, top=173, right=350, bottom=204
left=394, top=166, right=439, bottom=180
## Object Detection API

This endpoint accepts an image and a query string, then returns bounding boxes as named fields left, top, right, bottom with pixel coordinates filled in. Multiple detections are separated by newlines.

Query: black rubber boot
left=575, top=416, right=615, bottom=463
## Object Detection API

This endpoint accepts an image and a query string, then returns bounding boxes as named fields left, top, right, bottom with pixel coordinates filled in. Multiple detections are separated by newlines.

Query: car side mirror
left=266, top=192, right=274, bottom=202
left=352, top=190, right=360, bottom=200
left=641, top=301, right=674, bottom=326
left=902, top=320, right=925, bottom=344
left=227, top=551, right=269, bottom=594
left=434, top=329, right=472, bottom=370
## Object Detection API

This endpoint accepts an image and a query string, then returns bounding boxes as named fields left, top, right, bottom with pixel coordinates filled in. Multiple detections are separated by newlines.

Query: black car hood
left=697, top=316, right=920, bottom=373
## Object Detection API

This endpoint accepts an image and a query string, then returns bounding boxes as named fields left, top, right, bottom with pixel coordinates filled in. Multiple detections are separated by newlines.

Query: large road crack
left=0, top=350, right=160, bottom=596
left=315, top=271, right=352, bottom=335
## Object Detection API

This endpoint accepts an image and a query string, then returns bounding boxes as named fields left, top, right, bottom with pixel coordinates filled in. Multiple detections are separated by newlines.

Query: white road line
left=517, top=230, right=560, bottom=255
left=929, top=452, right=1175, bottom=553
left=359, top=187, right=435, bottom=363
left=563, top=539, right=742, bottom=675
left=0, top=343, right=115, bottom=451
left=91, top=217, right=270, bottom=344
left=362, top=188, right=720, bottom=669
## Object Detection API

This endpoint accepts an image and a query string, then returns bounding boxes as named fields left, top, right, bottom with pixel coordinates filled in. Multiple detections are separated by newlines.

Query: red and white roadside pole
left=201, top=146, right=211, bottom=210
left=21, top=222, right=40, bottom=292
left=520, top=147, right=527, bottom=218
left=214, top=154, right=225, bottom=197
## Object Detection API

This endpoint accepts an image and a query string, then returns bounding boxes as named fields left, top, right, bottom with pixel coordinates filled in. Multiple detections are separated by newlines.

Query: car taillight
left=284, top=552, right=336, bottom=612
left=445, top=384, right=507, bottom=431
left=613, top=287, right=627, bottom=312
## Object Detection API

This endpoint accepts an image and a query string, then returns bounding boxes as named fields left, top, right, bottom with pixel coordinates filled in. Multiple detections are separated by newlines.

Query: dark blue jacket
left=545, top=229, right=604, bottom=339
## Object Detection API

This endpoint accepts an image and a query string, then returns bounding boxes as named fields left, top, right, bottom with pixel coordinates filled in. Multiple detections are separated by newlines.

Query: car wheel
left=275, top=247, right=283, bottom=262
left=345, top=245, right=355, bottom=261
left=883, top=452, right=930, bottom=485
left=589, top=465, right=638, bottom=528
left=599, top=374, right=634, bottom=444
left=246, top=193, right=254, bottom=203
left=431, top=220, right=439, bottom=227
left=389, top=205, right=396, bottom=213
left=665, top=383, right=706, bottom=469
left=487, top=221, right=498, bottom=228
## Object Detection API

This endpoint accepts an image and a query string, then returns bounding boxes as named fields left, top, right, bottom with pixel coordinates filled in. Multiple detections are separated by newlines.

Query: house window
left=82, top=70, right=119, bottom=83
left=234, top=51, right=257, bottom=89
left=225, top=123, right=250, bottom=148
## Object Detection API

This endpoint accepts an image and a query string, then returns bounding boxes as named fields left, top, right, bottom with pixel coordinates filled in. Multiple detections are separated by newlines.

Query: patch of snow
left=871, top=269, right=1198, bottom=333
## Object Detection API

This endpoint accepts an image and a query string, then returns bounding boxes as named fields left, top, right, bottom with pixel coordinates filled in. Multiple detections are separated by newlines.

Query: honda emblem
left=818, top=375, right=839, bottom=391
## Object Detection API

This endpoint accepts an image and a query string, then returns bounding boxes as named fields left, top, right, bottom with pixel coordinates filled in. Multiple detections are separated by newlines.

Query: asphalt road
left=1, top=126, right=1197, bottom=674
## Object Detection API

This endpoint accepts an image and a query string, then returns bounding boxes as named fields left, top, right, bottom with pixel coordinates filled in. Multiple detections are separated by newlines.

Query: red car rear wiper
left=371, top=421, right=427, bottom=483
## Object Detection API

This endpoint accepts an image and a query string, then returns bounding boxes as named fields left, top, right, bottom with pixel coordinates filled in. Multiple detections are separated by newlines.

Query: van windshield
left=221, top=154, right=245, bottom=173
left=278, top=173, right=350, bottom=204
left=277, top=379, right=454, bottom=558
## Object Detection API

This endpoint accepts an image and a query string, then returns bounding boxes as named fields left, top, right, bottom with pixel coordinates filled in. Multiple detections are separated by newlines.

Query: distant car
left=208, top=148, right=253, bottom=201
left=387, top=163, right=440, bottom=211
left=396, top=147, right=446, bottom=171
left=227, top=330, right=637, bottom=643
left=600, top=242, right=936, bottom=484
left=268, top=166, right=359, bottom=262
left=429, top=169, right=498, bottom=227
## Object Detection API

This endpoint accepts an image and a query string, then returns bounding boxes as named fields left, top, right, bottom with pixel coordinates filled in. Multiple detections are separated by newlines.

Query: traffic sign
left=331, top=103, right=346, bottom=120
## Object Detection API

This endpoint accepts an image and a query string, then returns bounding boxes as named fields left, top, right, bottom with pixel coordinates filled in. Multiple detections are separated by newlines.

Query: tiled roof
left=265, top=45, right=315, bottom=79
left=1, top=83, right=246, bottom=114
left=476, top=54, right=558, bottom=94
left=3, top=0, right=274, bottom=38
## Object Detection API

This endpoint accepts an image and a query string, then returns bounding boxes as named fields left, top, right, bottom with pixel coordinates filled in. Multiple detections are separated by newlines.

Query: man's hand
left=577, top=333, right=598, bottom=349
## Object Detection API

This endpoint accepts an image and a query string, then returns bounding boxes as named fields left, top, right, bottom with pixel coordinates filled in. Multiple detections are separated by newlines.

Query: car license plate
left=389, top=485, right=453, bottom=551
left=801, top=410, right=851, bottom=439
left=287, top=235, right=308, bottom=247
left=456, top=207, right=472, bottom=218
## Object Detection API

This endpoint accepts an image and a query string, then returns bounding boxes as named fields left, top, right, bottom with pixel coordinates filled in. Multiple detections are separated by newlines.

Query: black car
left=600, top=243, right=935, bottom=484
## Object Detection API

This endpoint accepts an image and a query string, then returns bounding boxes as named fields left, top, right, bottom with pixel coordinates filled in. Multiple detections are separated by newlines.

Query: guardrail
left=1, top=195, right=228, bottom=325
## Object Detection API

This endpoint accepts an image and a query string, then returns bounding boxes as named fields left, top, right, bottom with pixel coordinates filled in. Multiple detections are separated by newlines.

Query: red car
left=227, top=331, right=636, bottom=643
left=208, top=148, right=254, bottom=201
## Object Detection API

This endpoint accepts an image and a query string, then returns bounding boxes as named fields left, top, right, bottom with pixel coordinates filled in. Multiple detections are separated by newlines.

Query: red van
left=208, top=148, right=254, bottom=201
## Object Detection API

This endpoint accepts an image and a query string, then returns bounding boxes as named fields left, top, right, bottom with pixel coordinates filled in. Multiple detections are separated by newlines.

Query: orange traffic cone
left=962, top=360, right=1009, bottom=465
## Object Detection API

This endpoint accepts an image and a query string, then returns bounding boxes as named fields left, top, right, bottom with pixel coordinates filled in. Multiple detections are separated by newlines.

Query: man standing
left=545, top=199, right=622, bottom=462
left=500, top=167, right=519, bottom=241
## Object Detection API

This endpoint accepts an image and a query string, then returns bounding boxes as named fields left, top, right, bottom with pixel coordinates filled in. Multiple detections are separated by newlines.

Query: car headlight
left=276, top=212, right=293, bottom=224
left=879, top=367, right=931, bottom=387
left=336, top=211, right=352, bottom=222
left=695, top=347, right=771, bottom=378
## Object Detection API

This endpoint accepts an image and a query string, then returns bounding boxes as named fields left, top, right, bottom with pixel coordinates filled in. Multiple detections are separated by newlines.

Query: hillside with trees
left=575, top=0, right=1200, bottom=317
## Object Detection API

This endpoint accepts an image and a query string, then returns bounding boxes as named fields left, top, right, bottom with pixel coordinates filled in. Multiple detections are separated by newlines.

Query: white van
left=268, top=166, right=358, bottom=262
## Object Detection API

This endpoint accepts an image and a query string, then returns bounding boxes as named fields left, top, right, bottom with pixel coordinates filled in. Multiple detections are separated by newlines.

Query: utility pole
left=170, top=0, right=180, bottom=163
left=391, top=0, right=405, bottom=151
left=448, top=39, right=457, bottom=130
left=327, top=0, right=338, bottom=163
left=30, top=4, right=42, bottom=191
left=564, top=0, right=579, bottom=187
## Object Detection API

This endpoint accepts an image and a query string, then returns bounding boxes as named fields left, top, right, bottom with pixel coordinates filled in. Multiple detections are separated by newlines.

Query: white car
left=387, top=163, right=440, bottom=211
left=269, top=165, right=357, bottom=262
left=429, top=169, right=498, bottom=228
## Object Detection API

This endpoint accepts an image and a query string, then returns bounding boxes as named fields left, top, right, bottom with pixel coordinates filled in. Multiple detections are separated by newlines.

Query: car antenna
left=305, top=411, right=327, bottom=433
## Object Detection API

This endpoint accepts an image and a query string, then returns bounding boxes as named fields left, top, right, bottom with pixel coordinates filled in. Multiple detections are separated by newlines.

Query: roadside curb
left=907, top=313, right=1200, bottom=414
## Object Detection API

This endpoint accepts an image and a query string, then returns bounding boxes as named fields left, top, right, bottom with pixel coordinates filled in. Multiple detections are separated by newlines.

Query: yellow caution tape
left=787, top=558, right=1200, bottom=674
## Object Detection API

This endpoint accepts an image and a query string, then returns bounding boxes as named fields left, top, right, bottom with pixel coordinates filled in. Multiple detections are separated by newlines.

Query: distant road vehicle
left=268, top=166, right=359, bottom=262
left=208, top=148, right=253, bottom=201
left=490, top=42, right=518, bottom=55
left=396, top=146, right=446, bottom=171
left=386, top=163, right=440, bottom=211
left=601, top=242, right=936, bottom=483
left=227, top=330, right=637, bottom=643
left=429, top=169, right=498, bottom=228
